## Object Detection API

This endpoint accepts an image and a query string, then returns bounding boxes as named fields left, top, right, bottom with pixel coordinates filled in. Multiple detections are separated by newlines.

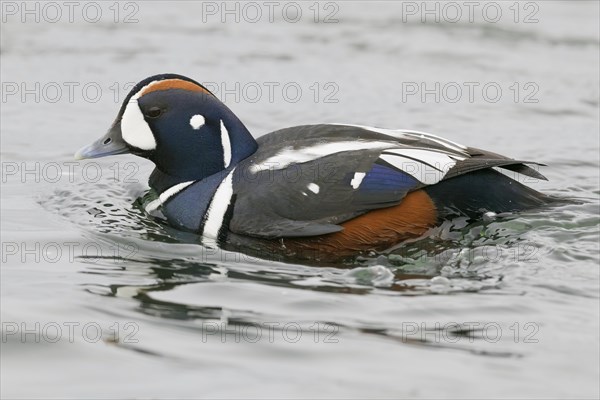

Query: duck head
left=75, top=73, right=258, bottom=182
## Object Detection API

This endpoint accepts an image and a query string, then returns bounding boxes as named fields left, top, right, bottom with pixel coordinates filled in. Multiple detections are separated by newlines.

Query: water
left=1, top=1, right=599, bottom=398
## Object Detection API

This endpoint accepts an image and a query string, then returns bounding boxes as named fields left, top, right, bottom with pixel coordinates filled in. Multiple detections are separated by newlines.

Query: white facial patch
left=190, top=114, right=205, bottom=130
left=121, top=100, right=157, bottom=150
left=120, top=80, right=165, bottom=151
left=307, top=183, right=320, bottom=194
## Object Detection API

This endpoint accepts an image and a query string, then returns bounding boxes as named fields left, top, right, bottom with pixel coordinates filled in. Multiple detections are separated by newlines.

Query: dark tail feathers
left=424, top=168, right=552, bottom=220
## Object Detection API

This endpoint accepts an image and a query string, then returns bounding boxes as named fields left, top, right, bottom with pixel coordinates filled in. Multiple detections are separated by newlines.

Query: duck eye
left=145, top=107, right=162, bottom=119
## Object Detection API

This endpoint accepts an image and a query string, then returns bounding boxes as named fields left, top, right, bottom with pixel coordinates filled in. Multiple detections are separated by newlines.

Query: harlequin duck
left=75, top=74, right=550, bottom=261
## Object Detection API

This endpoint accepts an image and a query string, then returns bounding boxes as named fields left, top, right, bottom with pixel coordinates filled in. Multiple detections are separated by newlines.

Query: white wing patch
left=384, top=149, right=457, bottom=171
left=307, top=183, right=320, bottom=194
left=380, top=149, right=457, bottom=185
left=350, top=172, right=366, bottom=189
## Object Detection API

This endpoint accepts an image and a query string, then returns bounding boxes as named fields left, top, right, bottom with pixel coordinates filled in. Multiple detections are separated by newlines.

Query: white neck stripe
left=159, top=181, right=196, bottom=202
left=220, top=120, right=232, bottom=168
left=144, top=181, right=195, bottom=213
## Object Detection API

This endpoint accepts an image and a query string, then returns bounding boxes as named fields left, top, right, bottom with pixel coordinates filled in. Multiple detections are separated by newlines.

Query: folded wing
left=229, top=124, right=545, bottom=238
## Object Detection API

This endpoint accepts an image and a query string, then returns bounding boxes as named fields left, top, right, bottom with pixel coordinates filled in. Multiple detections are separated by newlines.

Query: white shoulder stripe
left=203, top=168, right=236, bottom=241
left=220, top=120, right=232, bottom=168
left=250, top=141, right=394, bottom=173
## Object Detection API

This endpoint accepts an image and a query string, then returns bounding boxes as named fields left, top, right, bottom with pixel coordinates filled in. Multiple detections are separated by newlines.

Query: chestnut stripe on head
left=139, top=79, right=213, bottom=97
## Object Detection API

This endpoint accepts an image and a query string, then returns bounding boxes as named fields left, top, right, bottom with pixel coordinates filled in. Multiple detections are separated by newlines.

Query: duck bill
left=74, top=121, right=130, bottom=160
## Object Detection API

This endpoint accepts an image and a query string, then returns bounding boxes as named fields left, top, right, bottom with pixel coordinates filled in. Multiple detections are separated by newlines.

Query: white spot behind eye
left=190, top=114, right=205, bottom=130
